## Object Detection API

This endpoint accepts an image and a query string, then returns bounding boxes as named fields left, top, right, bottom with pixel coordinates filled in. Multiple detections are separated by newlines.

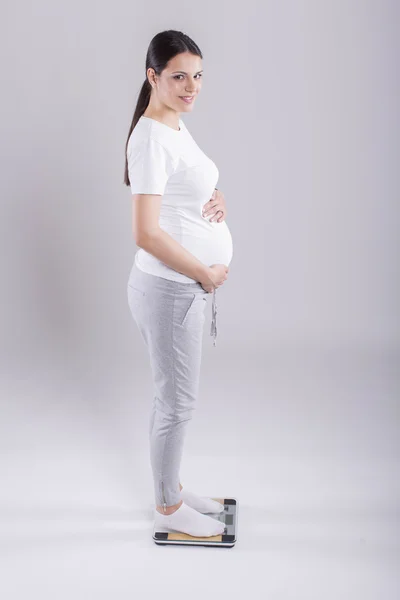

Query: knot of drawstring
left=210, top=288, right=218, bottom=346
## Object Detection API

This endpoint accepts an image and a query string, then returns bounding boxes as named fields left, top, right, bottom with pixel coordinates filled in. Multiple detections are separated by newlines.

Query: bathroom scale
left=153, top=497, right=238, bottom=547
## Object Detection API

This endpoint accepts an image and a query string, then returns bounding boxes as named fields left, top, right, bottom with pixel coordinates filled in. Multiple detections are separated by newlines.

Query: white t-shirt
left=127, top=115, right=233, bottom=283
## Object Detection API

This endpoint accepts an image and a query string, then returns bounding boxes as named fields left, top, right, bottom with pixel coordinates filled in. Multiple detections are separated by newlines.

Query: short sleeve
left=127, top=137, right=175, bottom=195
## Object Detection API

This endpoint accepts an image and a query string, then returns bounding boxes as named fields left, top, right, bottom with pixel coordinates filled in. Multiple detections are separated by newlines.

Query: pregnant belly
left=135, top=219, right=233, bottom=284
left=182, top=221, right=233, bottom=267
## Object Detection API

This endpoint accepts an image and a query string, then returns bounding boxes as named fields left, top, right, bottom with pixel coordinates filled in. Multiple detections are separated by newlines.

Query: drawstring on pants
left=210, top=288, right=217, bottom=346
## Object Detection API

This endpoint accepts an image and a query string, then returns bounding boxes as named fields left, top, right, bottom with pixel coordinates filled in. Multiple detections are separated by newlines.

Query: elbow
left=135, top=228, right=160, bottom=249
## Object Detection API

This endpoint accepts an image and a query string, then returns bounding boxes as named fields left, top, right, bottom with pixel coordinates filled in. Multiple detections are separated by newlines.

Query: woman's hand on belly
left=202, top=189, right=227, bottom=223
left=199, top=263, right=229, bottom=293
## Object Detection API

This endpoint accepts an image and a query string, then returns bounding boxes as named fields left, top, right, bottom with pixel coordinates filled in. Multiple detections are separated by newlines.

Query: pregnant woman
left=123, top=30, right=233, bottom=537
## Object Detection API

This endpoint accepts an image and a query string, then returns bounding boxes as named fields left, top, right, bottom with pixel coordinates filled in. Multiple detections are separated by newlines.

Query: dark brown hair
left=123, top=30, right=203, bottom=186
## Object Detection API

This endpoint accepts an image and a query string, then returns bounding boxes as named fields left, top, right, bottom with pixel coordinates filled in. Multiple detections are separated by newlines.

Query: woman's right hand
left=200, top=264, right=229, bottom=293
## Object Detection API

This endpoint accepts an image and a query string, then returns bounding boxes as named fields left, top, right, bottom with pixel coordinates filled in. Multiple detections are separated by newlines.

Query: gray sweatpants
left=127, top=262, right=217, bottom=509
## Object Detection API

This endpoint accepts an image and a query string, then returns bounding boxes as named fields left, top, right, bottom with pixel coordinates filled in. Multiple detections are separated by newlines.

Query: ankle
left=156, top=499, right=183, bottom=515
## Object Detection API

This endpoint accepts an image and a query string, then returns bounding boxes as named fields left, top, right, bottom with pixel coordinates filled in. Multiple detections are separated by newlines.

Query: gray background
left=1, top=0, right=399, bottom=598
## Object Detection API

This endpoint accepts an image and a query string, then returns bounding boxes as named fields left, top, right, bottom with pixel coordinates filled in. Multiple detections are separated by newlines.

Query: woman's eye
left=173, top=74, right=202, bottom=80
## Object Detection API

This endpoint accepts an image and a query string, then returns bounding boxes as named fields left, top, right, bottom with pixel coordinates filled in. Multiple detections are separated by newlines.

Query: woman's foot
left=154, top=501, right=225, bottom=537
left=179, top=485, right=224, bottom=514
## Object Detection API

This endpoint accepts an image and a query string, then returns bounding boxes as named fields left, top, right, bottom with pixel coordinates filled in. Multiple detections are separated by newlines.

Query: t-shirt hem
left=134, top=252, right=198, bottom=284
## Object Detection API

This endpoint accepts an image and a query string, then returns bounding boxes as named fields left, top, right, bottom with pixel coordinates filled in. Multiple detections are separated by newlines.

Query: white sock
left=180, top=487, right=224, bottom=514
left=154, top=501, right=225, bottom=537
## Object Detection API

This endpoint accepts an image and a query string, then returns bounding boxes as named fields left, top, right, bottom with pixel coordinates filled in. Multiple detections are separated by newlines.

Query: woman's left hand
left=202, top=189, right=227, bottom=223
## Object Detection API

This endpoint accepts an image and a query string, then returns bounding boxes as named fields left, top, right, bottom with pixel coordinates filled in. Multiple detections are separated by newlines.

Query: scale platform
left=153, top=497, right=238, bottom=547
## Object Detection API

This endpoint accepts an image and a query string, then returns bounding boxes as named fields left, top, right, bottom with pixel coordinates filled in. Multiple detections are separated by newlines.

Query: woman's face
left=148, top=52, right=203, bottom=114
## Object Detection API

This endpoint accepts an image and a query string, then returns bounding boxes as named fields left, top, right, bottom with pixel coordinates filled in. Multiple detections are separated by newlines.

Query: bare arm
left=132, top=193, right=212, bottom=284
